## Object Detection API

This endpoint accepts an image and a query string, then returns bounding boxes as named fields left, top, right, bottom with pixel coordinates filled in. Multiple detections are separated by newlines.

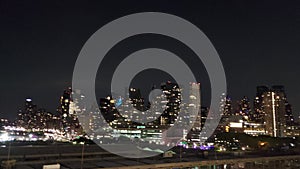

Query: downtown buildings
left=11, top=98, right=63, bottom=141
left=58, top=87, right=83, bottom=138
left=13, top=88, right=84, bottom=141
left=90, top=84, right=300, bottom=141
left=255, top=85, right=298, bottom=137
left=16, top=98, right=61, bottom=131
left=222, top=85, right=299, bottom=138
left=98, top=81, right=202, bottom=145
left=2, top=83, right=299, bottom=145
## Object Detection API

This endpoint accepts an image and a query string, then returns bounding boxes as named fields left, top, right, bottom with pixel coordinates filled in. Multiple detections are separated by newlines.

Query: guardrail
left=100, top=155, right=300, bottom=169
left=0, top=151, right=112, bottom=160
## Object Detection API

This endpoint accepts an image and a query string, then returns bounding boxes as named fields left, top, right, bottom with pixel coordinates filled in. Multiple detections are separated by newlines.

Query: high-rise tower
left=260, top=85, right=289, bottom=137
left=58, top=87, right=82, bottom=137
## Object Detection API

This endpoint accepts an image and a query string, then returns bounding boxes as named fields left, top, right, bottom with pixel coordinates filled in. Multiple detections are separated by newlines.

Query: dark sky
left=0, top=0, right=299, bottom=120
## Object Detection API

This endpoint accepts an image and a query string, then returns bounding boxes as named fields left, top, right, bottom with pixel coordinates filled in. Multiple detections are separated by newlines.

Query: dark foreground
left=0, top=142, right=299, bottom=169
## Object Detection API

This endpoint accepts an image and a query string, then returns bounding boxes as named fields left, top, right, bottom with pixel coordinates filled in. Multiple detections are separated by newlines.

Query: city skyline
left=1, top=1, right=300, bottom=168
left=2, top=82, right=299, bottom=146
left=0, top=83, right=299, bottom=122
left=1, top=75, right=299, bottom=168
left=1, top=1, right=300, bottom=121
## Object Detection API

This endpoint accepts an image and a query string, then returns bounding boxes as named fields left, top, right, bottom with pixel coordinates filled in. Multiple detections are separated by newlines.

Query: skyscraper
left=260, top=85, right=289, bottom=137
left=16, top=98, right=36, bottom=129
left=238, top=96, right=251, bottom=120
left=188, top=82, right=201, bottom=130
left=223, top=95, right=232, bottom=116
left=16, top=98, right=61, bottom=131
left=58, top=87, right=82, bottom=137
left=160, top=81, right=181, bottom=125
left=285, top=103, right=294, bottom=125
left=253, top=86, right=269, bottom=122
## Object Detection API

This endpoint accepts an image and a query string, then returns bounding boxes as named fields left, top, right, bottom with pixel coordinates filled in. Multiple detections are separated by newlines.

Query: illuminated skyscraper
left=16, top=98, right=37, bottom=129
left=238, top=96, right=251, bottom=121
left=285, top=103, right=294, bottom=125
left=16, top=98, right=61, bottom=131
left=99, top=96, right=117, bottom=123
left=60, top=88, right=71, bottom=121
left=160, top=81, right=181, bottom=125
left=223, top=95, right=232, bottom=116
left=183, top=83, right=202, bottom=142
left=188, top=82, right=201, bottom=129
left=253, top=86, right=269, bottom=122
left=58, top=87, right=82, bottom=137
left=261, top=86, right=289, bottom=137
left=129, top=88, right=147, bottom=112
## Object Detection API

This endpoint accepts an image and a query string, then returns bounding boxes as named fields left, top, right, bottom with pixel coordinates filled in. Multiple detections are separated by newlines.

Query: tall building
left=16, top=98, right=37, bottom=129
left=99, top=96, right=119, bottom=124
left=253, top=86, right=269, bottom=122
left=238, top=96, right=251, bottom=120
left=223, top=95, right=232, bottom=116
left=160, top=81, right=181, bottom=125
left=185, top=83, right=201, bottom=141
left=200, top=106, right=209, bottom=130
left=188, top=82, right=201, bottom=129
left=265, top=86, right=287, bottom=137
left=58, top=87, right=82, bottom=137
left=129, top=88, right=148, bottom=112
left=260, top=85, right=289, bottom=137
left=16, top=98, right=61, bottom=131
left=99, top=95, right=129, bottom=128
left=285, top=103, right=294, bottom=125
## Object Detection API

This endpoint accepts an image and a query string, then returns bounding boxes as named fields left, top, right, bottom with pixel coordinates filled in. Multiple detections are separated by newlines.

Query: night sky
left=0, top=0, right=299, bottom=120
